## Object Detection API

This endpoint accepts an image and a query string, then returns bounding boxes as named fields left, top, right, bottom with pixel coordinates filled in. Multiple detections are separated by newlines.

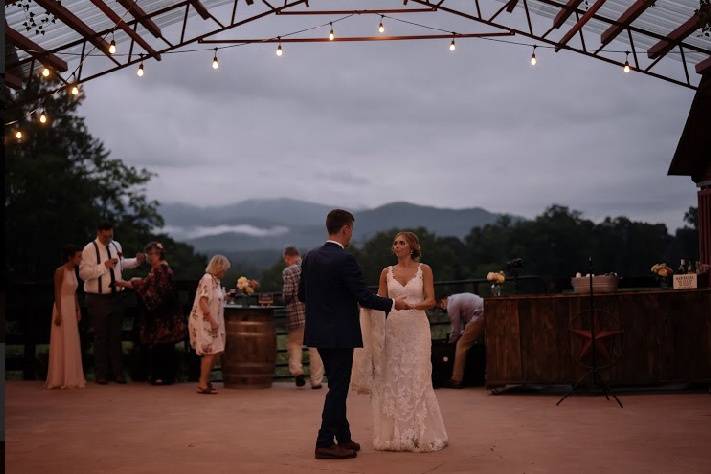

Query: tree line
left=258, top=205, right=698, bottom=291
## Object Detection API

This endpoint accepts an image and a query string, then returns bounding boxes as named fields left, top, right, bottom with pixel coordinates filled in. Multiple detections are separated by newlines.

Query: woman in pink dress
left=46, top=245, right=86, bottom=389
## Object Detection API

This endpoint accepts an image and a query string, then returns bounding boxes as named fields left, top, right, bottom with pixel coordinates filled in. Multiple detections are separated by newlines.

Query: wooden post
left=698, top=183, right=711, bottom=266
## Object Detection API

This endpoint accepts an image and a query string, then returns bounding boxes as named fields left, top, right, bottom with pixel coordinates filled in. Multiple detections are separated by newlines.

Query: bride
left=353, top=231, right=448, bottom=452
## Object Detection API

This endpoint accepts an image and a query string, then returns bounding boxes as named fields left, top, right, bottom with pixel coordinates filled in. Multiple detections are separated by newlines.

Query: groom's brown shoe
left=338, top=440, right=361, bottom=452
left=314, top=445, right=357, bottom=459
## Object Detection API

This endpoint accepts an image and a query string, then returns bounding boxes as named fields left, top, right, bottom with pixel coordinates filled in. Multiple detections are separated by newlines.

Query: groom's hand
left=394, top=297, right=409, bottom=311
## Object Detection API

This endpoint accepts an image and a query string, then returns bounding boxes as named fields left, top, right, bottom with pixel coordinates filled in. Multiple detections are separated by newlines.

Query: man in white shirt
left=437, top=292, right=485, bottom=388
left=79, top=222, right=145, bottom=384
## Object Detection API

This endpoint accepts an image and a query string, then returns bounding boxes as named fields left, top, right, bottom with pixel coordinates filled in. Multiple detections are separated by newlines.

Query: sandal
left=196, top=385, right=218, bottom=395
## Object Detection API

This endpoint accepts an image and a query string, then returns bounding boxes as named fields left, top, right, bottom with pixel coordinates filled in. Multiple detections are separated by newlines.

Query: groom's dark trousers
left=299, top=242, right=393, bottom=449
left=316, top=348, right=354, bottom=448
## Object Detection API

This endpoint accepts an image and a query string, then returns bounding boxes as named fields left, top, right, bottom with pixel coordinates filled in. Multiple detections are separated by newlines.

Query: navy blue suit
left=298, top=242, right=393, bottom=447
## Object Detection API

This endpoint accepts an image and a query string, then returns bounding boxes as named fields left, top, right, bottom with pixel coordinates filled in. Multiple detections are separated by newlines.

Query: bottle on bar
left=678, top=259, right=687, bottom=274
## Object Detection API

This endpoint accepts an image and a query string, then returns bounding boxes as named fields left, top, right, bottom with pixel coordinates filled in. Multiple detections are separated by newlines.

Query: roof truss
left=4, top=0, right=710, bottom=104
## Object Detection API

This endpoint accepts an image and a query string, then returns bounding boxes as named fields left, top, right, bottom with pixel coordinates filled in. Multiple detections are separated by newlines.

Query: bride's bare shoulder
left=420, top=263, right=433, bottom=276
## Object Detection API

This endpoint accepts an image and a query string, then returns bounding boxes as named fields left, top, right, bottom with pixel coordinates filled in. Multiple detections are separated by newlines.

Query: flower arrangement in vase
left=651, top=263, right=673, bottom=288
left=486, top=271, right=506, bottom=296
left=235, top=276, right=260, bottom=306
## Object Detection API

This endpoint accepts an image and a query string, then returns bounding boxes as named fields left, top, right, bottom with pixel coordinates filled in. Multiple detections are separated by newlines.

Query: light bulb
left=109, top=40, right=116, bottom=54
left=42, top=67, right=50, bottom=77
left=329, top=24, right=335, bottom=41
left=623, top=60, right=630, bottom=73
left=378, top=21, right=384, bottom=33
left=531, top=53, right=537, bottom=66
left=39, top=113, right=47, bottom=124
left=276, top=43, right=283, bottom=56
left=137, top=62, right=144, bottom=77
left=71, top=85, right=79, bottom=95
left=212, top=57, right=219, bottom=70
left=15, top=130, right=23, bottom=140
left=449, top=39, right=456, bottom=51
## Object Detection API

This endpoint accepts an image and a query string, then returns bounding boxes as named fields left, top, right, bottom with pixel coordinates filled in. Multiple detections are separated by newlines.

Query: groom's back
left=299, top=244, right=363, bottom=349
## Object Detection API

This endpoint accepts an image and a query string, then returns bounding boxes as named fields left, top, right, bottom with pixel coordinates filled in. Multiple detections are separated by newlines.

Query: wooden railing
left=6, top=274, right=660, bottom=381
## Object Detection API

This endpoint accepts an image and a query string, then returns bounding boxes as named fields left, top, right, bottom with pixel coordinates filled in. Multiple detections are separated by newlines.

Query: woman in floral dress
left=189, top=255, right=231, bottom=394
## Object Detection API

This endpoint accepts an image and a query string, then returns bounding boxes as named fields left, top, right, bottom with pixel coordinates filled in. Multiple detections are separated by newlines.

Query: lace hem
left=374, top=438, right=448, bottom=453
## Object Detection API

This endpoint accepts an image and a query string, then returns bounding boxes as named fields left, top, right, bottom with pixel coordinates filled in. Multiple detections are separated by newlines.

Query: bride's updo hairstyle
left=394, top=231, right=422, bottom=260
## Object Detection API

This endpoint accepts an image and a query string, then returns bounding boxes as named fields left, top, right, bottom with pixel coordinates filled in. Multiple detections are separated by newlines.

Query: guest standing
left=189, top=255, right=230, bottom=394
left=79, top=222, right=145, bottom=384
left=437, top=292, right=485, bottom=388
left=282, top=246, right=324, bottom=389
left=46, top=245, right=86, bottom=389
left=116, top=242, right=185, bottom=385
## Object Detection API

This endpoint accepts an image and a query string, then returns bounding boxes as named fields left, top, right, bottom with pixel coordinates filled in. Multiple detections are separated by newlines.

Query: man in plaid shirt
left=283, top=246, right=324, bottom=388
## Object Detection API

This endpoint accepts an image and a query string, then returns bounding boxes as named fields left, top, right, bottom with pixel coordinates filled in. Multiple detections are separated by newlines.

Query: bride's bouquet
left=486, top=271, right=506, bottom=296
left=236, top=276, right=260, bottom=295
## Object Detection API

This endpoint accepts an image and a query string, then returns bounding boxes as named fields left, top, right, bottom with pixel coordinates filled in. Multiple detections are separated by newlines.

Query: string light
left=212, top=49, right=219, bottom=70
left=15, top=130, right=23, bottom=141
left=39, top=112, right=47, bottom=124
left=13, top=13, right=670, bottom=102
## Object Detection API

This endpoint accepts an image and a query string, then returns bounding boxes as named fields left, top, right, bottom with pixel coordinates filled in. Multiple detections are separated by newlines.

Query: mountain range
left=158, top=199, right=518, bottom=266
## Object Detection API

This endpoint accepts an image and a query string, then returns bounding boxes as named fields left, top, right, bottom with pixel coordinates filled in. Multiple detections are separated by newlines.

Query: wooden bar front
left=484, top=289, right=711, bottom=389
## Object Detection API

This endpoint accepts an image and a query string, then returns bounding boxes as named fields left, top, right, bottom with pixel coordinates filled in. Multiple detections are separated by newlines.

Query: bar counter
left=484, top=289, right=711, bottom=389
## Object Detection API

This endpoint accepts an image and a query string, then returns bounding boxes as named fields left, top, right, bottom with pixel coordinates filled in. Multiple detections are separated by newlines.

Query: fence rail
left=4, top=274, right=658, bottom=381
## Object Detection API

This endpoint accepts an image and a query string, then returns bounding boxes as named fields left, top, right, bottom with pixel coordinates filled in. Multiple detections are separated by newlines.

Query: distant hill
left=157, top=199, right=519, bottom=264
left=355, top=202, right=507, bottom=240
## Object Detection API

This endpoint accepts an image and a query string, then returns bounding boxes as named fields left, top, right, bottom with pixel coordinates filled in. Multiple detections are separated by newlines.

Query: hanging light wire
left=6, top=9, right=667, bottom=120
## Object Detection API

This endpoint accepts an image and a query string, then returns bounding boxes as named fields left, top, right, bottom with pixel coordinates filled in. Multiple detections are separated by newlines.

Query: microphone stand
left=557, top=257, right=623, bottom=407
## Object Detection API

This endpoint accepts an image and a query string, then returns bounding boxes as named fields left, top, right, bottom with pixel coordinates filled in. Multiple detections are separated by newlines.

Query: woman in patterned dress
left=116, top=242, right=185, bottom=385
left=189, top=255, right=231, bottom=394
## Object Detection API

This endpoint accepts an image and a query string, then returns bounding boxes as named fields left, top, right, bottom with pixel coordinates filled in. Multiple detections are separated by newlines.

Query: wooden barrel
left=222, top=305, right=277, bottom=389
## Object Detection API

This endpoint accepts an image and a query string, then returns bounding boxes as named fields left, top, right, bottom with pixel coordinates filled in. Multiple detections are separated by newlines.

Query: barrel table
left=221, top=305, right=279, bottom=389
left=484, top=289, right=711, bottom=390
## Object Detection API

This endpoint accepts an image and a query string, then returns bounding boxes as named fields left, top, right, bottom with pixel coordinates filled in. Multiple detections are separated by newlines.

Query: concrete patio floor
left=5, top=381, right=711, bottom=473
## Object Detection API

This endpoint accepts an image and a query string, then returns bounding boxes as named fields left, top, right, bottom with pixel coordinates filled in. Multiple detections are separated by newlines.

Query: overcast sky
left=78, top=2, right=699, bottom=231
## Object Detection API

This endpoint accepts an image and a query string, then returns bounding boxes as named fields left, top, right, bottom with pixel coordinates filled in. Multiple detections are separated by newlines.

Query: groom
left=299, top=209, right=408, bottom=459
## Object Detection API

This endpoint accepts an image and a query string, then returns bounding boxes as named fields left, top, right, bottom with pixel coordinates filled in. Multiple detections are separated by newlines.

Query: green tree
left=5, top=79, right=205, bottom=282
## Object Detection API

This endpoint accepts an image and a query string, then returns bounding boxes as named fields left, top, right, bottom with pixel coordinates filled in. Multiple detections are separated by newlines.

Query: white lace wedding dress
left=353, top=265, right=448, bottom=452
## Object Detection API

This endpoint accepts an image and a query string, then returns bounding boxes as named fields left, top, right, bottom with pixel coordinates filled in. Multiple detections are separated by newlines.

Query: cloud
left=162, top=224, right=290, bottom=239
left=78, top=3, right=698, bottom=230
